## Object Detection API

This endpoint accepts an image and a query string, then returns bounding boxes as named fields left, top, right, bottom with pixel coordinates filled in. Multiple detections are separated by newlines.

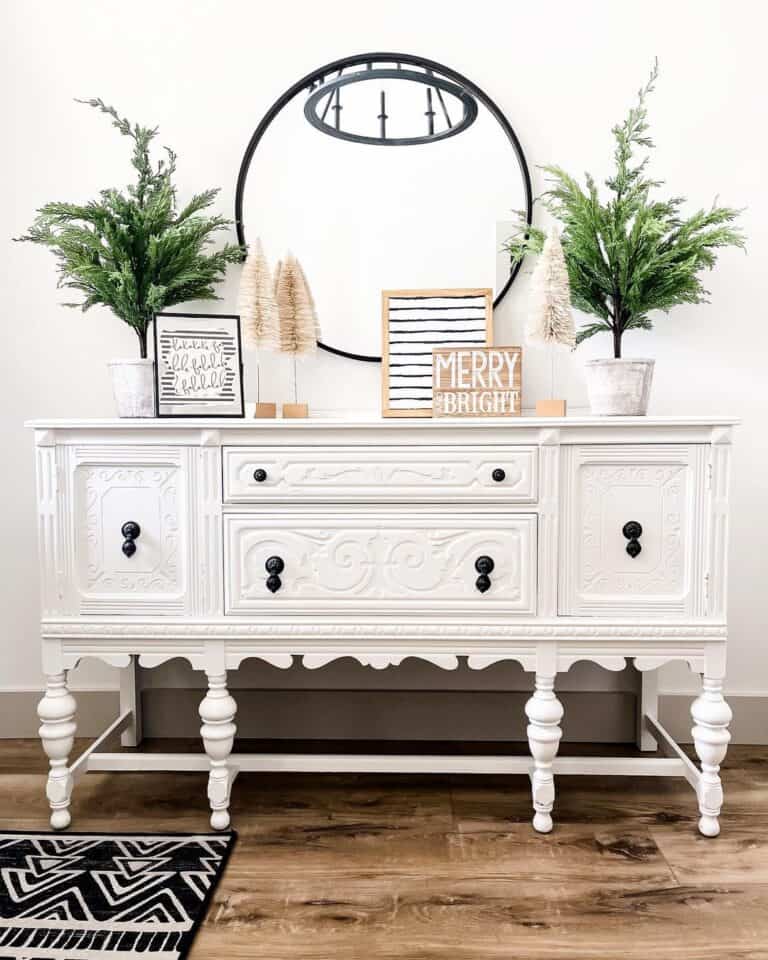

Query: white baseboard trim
left=659, top=694, right=767, bottom=745
left=0, top=684, right=120, bottom=694
left=1, top=688, right=765, bottom=744
left=0, top=690, right=120, bottom=739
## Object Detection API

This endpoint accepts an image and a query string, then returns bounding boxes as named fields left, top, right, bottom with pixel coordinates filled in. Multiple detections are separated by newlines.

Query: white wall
left=1, top=0, right=766, bottom=710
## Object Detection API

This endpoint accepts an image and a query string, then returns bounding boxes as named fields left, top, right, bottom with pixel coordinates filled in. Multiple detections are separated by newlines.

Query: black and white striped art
left=381, top=289, right=493, bottom=417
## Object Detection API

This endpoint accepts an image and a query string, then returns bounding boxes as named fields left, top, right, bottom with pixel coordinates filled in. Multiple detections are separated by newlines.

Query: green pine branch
left=504, top=61, right=745, bottom=357
left=17, top=99, right=243, bottom=357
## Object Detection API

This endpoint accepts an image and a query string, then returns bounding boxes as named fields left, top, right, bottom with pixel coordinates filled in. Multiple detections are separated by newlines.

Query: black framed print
left=153, top=312, right=245, bottom=418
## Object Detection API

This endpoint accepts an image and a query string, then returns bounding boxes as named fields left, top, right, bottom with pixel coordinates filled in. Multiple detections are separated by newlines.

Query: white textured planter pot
left=584, top=359, right=655, bottom=416
left=108, top=359, right=156, bottom=418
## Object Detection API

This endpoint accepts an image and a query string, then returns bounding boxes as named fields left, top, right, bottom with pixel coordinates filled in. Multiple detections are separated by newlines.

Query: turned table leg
left=525, top=673, right=563, bottom=833
left=199, top=671, right=237, bottom=831
left=37, top=672, right=77, bottom=830
left=691, top=676, right=732, bottom=837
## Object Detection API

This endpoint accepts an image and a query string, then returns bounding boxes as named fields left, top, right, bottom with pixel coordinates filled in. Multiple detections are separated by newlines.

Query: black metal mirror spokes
left=304, top=66, right=478, bottom=147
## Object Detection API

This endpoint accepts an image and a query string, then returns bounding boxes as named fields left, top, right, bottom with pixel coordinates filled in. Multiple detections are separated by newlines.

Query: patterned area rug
left=0, top=830, right=235, bottom=959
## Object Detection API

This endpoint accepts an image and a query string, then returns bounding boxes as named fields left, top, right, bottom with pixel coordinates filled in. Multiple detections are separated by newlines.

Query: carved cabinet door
left=225, top=511, right=537, bottom=615
left=69, top=447, right=188, bottom=615
left=559, top=445, right=709, bottom=617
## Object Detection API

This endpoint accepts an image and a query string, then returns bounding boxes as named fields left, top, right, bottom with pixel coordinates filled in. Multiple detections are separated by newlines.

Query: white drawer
left=559, top=444, right=708, bottom=616
left=224, top=512, right=537, bottom=615
left=223, top=446, right=537, bottom=503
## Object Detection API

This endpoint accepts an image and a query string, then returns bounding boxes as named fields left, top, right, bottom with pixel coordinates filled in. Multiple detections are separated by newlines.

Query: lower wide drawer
left=224, top=513, right=537, bottom=615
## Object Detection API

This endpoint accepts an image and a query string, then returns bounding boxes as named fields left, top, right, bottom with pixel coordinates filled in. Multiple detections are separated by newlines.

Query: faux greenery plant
left=18, top=99, right=242, bottom=358
left=504, top=62, right=745, bottom=358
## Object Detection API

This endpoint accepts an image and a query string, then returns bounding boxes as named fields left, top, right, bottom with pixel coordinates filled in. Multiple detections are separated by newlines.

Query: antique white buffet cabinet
left=29, top=416, right=735, bottom=837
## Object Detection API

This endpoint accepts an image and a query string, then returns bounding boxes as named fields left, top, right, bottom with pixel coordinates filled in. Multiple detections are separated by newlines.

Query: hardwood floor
left=1, top=740, right=767, bottom=959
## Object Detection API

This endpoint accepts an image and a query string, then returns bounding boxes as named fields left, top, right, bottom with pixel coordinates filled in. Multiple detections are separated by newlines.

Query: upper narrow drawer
left=223, top=446, right=538, bottom=503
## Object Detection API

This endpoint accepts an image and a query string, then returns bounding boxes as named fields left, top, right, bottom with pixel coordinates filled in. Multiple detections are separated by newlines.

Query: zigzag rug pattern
left=0, top=831, right=235, bottom=959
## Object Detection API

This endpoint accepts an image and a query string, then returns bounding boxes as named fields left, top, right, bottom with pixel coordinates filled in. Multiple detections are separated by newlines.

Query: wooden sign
left=381, top=288, right=493, bottom=418
left=432, top=346, right=522, bottom=417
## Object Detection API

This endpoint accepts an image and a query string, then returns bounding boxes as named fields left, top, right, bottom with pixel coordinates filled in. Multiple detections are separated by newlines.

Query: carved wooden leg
left=199, top=672, right=237, bottom=831
left=37, top=672, right=77, bottom=830
left=525, top=674, right=563, bottom=833
left=691, top=676, right=732, bottom=837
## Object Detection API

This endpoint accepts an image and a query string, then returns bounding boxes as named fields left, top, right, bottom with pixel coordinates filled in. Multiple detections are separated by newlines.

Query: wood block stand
left=282, top=403, right=309, bottom=418
left=536, top=399, right=567, bottom=417
left=254, top=402, right=277, bottom=419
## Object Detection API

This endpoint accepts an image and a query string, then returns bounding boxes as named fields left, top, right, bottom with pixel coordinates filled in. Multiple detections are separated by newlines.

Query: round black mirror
left=235, top=52, right=532, bottom=362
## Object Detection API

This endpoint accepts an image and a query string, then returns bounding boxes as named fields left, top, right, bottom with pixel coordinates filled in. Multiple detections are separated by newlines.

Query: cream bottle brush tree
left=526, top=227, right=575, bottom=415
left=273, top=252, right=320, bottom=416
left=237, top=237, right=279, bottom=412
left=239, top=237, right=279, bottom=348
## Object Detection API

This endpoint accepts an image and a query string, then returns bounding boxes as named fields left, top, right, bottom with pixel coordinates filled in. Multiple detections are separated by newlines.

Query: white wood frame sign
left=381, top=288, right=493, bottom=417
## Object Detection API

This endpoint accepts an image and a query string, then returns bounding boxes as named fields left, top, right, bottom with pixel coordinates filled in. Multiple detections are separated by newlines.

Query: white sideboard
left=29, top=416, right=735, bottom=837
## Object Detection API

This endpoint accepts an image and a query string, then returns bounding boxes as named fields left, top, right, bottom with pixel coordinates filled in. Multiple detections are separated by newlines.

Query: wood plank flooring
left=1, top=740, right=767, bottom=959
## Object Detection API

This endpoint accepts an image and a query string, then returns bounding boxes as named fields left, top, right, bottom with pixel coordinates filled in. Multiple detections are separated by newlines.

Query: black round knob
left=265, top=556, right=285, bottom=575
left=492, top=468, right=506, bottom=483
left=253, top=468, right=267, bottom=483
left=475, top=556, right=495, bottom=575
left=121, top=521, right=141, bottom=558
left=623, top=521, right=643, bottom=540
left=622, top=521, right=643, bottom=559
left=475, top=574, right=491, bottom=593
left=266, top=575, right=282, bottom=593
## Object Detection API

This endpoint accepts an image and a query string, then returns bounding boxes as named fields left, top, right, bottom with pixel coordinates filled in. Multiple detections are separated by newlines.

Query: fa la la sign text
left=432, top=346, right=522, bottom=418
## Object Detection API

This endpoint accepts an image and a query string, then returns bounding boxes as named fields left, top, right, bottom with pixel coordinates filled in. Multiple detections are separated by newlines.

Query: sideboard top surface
left=27, top=416, right=739, bottom=430
left=27, top=415, right=738, bottom=448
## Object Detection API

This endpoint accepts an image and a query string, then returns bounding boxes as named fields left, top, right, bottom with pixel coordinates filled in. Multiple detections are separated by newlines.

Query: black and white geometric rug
left=0, top=831, right=235, bottom=959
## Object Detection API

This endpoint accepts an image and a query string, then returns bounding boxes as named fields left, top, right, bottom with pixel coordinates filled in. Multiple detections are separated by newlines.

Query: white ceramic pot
left=108, top=358, right=156, bottom=417
left=584, top=358, right=655, bottom=416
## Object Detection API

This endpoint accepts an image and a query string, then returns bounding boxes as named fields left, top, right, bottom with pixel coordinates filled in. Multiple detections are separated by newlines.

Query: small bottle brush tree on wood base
left=239, top=238, right=279, bottom=349
left=238, top=237, right=279, bottom=416
left=526, top=227, right=575, bottom=416
left=274, top=253, right=320, bottom=417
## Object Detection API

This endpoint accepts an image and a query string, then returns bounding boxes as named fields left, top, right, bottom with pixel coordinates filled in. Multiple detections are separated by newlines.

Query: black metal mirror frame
left=234, top=51, right=533, bottom=363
